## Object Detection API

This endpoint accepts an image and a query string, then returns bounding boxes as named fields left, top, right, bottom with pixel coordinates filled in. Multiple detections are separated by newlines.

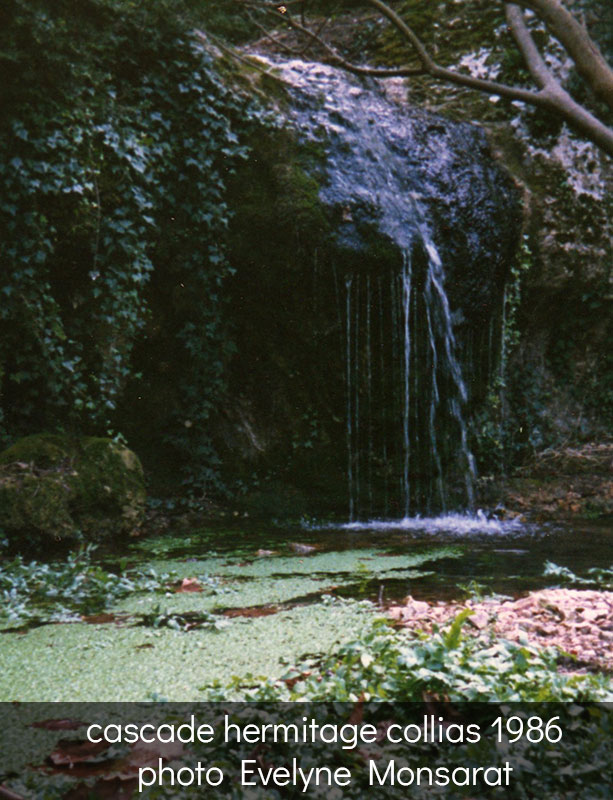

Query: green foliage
left=457, top=578, right=489, bottom=600
left=355, top=560, right=373, bottom=594
left=544, top=561, right=613, bottom=590
left=473, top=234, right=538, bottom=472
left=202, top=601, right=611, bottom=702
left=0, top=0, right=258, bottom=496
left=141, top=603, right=230, bottom=632
left=0, top=543, right=236, bottom=627
left=0, top=545, right=174, bottom=625
left=503, top=235, right=532, bottom=356
left=443, top=607, right=474, bottom=650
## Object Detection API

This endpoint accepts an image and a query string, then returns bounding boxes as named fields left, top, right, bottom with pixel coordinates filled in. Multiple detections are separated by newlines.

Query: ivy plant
left=0, top=0, right=260, bottom=497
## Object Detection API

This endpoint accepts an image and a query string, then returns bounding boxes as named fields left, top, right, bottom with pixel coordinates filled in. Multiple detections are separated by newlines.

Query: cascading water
left=252, top=55, right=519, bottom=520
left=342, top=240, right=475, bottom=519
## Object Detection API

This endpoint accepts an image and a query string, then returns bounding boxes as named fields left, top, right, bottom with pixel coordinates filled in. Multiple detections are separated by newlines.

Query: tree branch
left=513, top=0, right=613, bottom=109
left=505, top=3, right=553, bottom=90
left=365, top=0, right=547, bottom=104
left=264, top=7, right=427, bottom=78
left=367, top=0, right=613, bottom=154
left=506, top=3, right=613, bottom=155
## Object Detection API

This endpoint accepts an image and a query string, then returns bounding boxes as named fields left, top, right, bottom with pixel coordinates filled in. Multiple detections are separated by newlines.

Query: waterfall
left=251, top=54, right=519, bottom=519
left=343, top=238, right=475, bottom=520
left=401, top=251, right=412, bottom=518
left=345, top=276, right=354, bottom=521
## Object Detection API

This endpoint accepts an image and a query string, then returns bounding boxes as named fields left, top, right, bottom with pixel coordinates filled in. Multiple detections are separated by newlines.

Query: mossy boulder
left=0, top=434, right=145, bottom=542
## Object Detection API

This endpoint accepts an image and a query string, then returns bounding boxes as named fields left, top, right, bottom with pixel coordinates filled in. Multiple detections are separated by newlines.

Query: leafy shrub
left=0, top=544, right=174, bottom=624
left=544, top=561, right=613, bottom=591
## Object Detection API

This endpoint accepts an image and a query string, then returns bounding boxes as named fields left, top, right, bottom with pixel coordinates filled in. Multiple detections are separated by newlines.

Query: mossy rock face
left=0, top=434, right=145, bottom=543
left=0, top=433, right=70, bottom=470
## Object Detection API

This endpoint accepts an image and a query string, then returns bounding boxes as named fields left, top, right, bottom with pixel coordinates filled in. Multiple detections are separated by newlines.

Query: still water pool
left=125, top=512, right=613, bottom=604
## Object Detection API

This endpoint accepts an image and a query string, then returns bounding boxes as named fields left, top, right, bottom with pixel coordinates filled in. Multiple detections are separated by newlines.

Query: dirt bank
left=479, top=443, right=613, bottom=521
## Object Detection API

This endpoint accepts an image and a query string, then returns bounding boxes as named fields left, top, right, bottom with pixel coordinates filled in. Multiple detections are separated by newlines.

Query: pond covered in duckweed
left=0, top=513, right=611, bottom=701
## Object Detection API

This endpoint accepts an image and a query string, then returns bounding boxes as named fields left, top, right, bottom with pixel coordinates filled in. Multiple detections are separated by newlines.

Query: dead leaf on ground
left=81, top=613, right=130, bottom=625
left=47, top=738, right=109, bottom=766
left=222, top=605, right=279, bottom=618
left=282, top=670, right=312, bottom=690
left=175, top=577, right=203, bottom=593
left=44, top=736, right=184, bottom=781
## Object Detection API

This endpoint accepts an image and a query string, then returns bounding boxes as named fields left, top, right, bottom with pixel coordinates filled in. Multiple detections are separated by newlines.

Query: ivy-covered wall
left=0, top=0, right=255, bottom=497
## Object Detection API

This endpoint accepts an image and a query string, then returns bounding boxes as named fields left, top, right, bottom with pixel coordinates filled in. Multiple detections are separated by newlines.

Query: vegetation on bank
left=0, top=538, right=611, bottom=703
left=1, top=0, right=611, bottom=518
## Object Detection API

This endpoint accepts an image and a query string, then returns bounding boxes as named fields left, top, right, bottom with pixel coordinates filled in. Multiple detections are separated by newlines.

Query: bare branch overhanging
left=240, top=0, right=613, bottom=156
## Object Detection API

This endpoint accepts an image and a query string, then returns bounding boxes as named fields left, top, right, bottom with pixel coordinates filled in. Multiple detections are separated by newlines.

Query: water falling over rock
left=342, top=241, right=476, bottom=518
left=240, top=55, right=521, bottom=518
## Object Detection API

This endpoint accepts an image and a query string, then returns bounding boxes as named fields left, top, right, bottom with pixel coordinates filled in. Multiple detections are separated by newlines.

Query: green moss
left=257, top=69, right=293, bottom=104
left=0, top=472, right=74, bottom=538
left=0, top=433, right=71, bottom=469
left=0, top=434, right=145, bottom=543
left=229, top=127, right=331, bottom=254
left=75, top=437, right=146, bottom=532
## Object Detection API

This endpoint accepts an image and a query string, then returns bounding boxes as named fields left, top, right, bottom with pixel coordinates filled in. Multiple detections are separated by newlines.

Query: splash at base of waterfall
left=331, top=510, right=533, bottom=536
